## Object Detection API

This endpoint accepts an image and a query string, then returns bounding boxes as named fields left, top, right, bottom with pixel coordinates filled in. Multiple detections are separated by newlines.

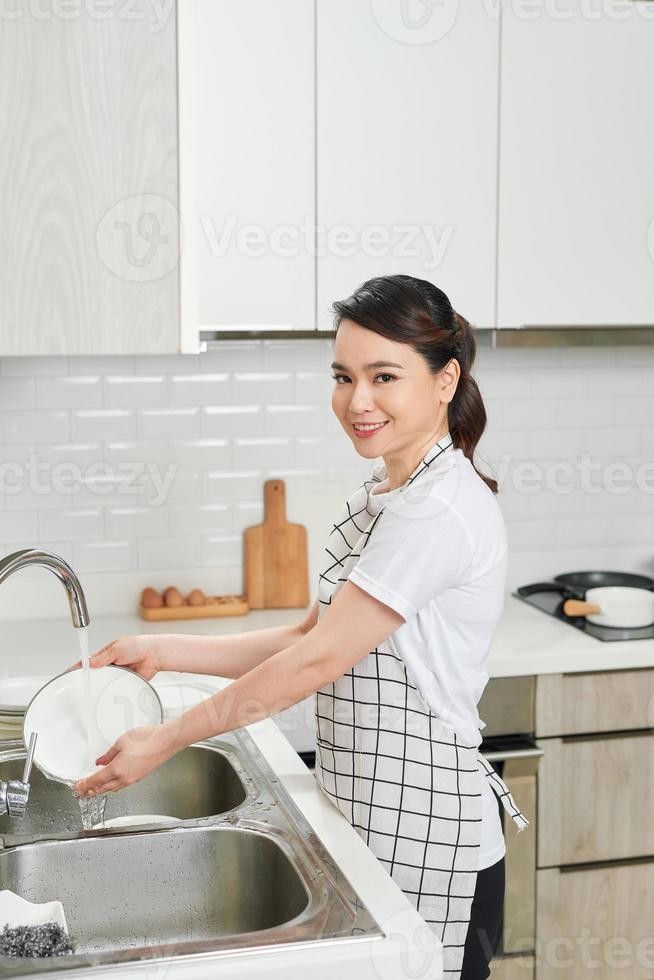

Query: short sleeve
left=347, top=490, right=475, bottom=622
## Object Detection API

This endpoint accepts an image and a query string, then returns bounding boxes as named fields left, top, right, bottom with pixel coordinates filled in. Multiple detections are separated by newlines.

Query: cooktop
left=513, top=583, right=654, bottom=642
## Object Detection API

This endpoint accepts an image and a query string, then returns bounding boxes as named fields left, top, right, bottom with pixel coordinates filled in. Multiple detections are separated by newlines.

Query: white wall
left=0, top=339, right=652, bottom=620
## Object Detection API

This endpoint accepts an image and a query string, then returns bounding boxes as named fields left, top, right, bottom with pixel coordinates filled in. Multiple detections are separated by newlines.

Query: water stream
left=73, top=626, right=107, bottom=829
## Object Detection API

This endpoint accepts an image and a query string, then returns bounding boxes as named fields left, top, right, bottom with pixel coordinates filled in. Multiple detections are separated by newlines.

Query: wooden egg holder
left=139, top=594, right=249, bottom=621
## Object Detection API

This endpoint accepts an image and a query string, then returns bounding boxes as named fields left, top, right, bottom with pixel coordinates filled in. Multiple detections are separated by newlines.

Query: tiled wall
left=0, top=339, right=653, bottom=619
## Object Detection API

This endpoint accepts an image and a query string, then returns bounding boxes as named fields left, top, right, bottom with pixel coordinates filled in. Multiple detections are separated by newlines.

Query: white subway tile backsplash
left=201, top=534, right=243, bottom=567
left=201, top=406, right=261, bottom=437
left=0, top=510, right=38, bottom=543
left=74, top=539, right=136, bottom=572
left=233, top=437, right=293, bottom=469
left=138, top=408, right=199, bottom=440
left=203, top=469, right=263, bottom=502
left=169, top=373, right=231, bottom=406
left=264, top=404, right=324, bottom=436
left=233, top=372, right=293, bottom=405
left=36, top=376, right=101, bottom=409
left=3, top=411, right=69, bottom=444
left=39, top=508, right=103, bottom=541
left=104, top=375, right=166, bottom=408
left=106, top=506, right=168, bottom=539
left=0, top=376, right=36, bottom=410
left=0, top=356, right=67, bottom=376
left=72, top=410, right=134, bottom=442
left=137, top=535, right=202, bottom=570
left=170, top=438, right=231, bottom=468
left=169, top=502, right=231, bottom=536
left=0, top=339, right=652, bottom=617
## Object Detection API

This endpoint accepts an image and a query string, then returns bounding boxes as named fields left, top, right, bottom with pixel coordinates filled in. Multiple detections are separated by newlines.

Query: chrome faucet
left=0, top=548, right=90, bottom=628
left=0, top=732, right=37, bottom=818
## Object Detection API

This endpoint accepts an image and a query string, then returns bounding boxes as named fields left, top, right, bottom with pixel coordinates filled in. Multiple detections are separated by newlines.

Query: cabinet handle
left=482, top=747, right=544, bottom=762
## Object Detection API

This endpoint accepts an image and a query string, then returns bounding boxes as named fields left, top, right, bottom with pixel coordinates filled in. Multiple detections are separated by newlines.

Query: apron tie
left=477, top=751, right=530, bottom=832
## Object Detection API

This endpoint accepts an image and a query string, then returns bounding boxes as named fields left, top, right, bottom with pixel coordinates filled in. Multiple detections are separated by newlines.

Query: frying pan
left=519, top=570, right=654, bottom=629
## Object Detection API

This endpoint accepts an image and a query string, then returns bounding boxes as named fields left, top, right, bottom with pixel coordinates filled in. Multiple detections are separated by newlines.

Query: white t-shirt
left=347, top=442, right=507, bottom=870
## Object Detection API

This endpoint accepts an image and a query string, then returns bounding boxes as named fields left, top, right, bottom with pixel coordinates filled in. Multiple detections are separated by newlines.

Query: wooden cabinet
left=536, top=668, right=654, bottom=738
left=536, top=863, right=654, bottom=980
left=491, top=955, right=535, bottom=979
left=497, top=1, right=654, bottom=328
left=537, top=731, right=654, bottom=867
left=0, top=0, right=199, bottom=355
left=316, top=0, right=500, bottom=330
left=198, top=0, right=315, bottom=330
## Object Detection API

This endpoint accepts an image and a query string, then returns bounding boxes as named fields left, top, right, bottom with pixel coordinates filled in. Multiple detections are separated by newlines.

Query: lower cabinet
left=536, top=862, right=654, bottom=980
left=491, top=954, right=535, bottom=978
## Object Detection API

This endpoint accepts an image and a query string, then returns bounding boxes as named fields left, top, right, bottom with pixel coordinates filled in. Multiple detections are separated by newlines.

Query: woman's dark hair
left=331, top=274, right=498, bottom=494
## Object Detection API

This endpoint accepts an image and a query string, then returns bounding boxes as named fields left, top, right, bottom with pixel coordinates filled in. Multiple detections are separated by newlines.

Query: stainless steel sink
left=0, top=730, right=383, bottom=975
left=0, top=743, right=247, bottom=837
left=0, top=826, right=309, bottom=953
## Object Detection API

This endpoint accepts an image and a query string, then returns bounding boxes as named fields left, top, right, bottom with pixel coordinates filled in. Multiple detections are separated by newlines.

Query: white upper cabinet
left=0, top=0, right=199, bottom=355
left=316, top=1, right=500, bottom=330
left=498, top=1, right=654, bottom=328
left=198, top=0, right=315, bottom=331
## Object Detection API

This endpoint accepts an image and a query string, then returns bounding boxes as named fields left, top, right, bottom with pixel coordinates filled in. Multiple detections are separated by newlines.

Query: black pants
left=460, top=856, right=505, bottom=979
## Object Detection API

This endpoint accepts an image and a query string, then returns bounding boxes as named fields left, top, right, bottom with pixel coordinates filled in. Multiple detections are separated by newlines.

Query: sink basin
left=0, top=826, right=309, bottom=955
left=0, top=730, right=383, bottom=975
left=0, top=743, right=247, bottom=836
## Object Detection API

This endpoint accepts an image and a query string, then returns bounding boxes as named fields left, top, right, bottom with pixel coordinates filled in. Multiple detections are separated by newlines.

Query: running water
left=78, top=627, right=93, bottom=770
left=74, top=626, right=107, bottom=830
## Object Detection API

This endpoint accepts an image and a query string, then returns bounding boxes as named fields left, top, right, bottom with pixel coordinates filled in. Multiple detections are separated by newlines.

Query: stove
left=514, top=582, right=654, bottom=642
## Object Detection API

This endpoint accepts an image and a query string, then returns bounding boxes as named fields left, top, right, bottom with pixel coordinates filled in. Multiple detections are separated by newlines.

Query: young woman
left=74, top=274, right=528, bottom=980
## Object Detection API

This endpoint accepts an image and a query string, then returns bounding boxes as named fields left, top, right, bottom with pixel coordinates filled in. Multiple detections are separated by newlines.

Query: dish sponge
left=0, top=923, right=75, bottom=958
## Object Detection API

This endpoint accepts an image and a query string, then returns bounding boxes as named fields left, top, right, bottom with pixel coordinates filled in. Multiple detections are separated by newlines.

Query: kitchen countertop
left=1, top=591, right=652, bottom=683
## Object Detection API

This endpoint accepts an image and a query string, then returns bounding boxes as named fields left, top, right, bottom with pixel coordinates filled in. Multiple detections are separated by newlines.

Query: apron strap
left=477, top=751, right=530, bottom=833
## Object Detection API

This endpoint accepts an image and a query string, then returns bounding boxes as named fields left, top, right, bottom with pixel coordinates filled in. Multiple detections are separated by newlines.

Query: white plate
left=93, top=814, right=179, bottom=830
left=0, top=890, right=68, bottom=933
left=23, top=666, right=163, bottom=784
left=0, top=675, right=52, bottom=714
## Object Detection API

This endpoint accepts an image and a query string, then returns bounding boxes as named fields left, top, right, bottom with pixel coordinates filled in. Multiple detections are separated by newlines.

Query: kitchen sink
left=0, top=729, right=383, bottom=974
left=0, top=743, right=247, bottom=837
left=0, top=827, right=309, bottom=954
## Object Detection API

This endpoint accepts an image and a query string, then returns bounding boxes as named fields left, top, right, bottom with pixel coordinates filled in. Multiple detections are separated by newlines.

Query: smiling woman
left=72, top=274, right=526, bottom=980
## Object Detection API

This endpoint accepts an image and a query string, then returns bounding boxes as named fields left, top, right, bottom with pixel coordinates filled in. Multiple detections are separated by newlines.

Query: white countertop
left=1, top=591, right=652, bottom=684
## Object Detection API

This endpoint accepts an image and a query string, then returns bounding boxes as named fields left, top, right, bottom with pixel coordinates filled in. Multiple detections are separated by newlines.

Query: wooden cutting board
left=243, top=479, right=309, bottom=609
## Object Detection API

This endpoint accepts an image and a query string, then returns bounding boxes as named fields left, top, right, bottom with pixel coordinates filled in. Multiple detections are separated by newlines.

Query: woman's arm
left=82, top=599, right=320, bottom=680
left=73, top=583, right=403, bottom=796
left=158, top=598, right=319, bottom=677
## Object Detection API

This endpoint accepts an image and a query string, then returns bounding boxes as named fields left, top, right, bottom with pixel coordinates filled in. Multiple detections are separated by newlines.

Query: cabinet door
left=537, top=863, right=654, bottom=980
left=198, top=0, right=315, bottom=330
left=316, top=1, right=499, bottom=330
left=537, top=733, right=654, bottom=867
left=0, top=0, right=185, bottom=355
left=498, top=1, right=654, bottom=328
left=536, top=669, right=654, bottom=738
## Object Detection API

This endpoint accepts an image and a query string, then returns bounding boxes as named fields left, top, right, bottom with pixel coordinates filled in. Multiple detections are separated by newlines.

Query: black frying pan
left=519, top=570, right=654, bottom=599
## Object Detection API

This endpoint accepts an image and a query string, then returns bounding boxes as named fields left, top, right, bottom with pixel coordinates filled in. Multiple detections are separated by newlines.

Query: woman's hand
left=67, top=635, right=164, bottom=680
left=72, top=721, right=184, bottom=797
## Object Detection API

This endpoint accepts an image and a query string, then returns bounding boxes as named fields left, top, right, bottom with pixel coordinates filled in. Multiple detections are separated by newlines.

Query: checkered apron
left=314, top=435, right=529, bottom=979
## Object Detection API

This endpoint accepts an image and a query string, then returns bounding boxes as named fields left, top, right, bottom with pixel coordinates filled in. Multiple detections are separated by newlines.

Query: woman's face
left=331, top=318, right=459, bottom=471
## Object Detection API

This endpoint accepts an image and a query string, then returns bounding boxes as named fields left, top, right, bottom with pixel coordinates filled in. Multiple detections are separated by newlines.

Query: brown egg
left=163, top=586, right=186, bottom=608
left=187, top=588, right=206, bottom=607
left=140, top=587, right=164, bottom=608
